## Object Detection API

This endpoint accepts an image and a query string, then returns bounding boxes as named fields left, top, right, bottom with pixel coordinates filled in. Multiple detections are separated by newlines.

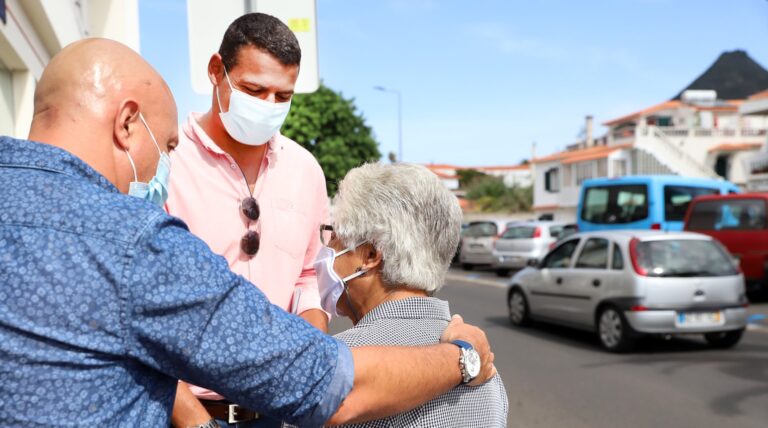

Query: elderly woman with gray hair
left=313, top=163, right=508, bottom=428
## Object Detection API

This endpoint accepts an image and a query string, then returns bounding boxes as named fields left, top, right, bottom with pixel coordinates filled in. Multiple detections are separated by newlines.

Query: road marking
left=445, top=272, right=508, bottom=289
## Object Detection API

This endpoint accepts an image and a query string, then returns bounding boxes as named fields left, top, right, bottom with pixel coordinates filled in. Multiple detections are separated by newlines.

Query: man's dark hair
left=219, top=13, right=301, bottom=70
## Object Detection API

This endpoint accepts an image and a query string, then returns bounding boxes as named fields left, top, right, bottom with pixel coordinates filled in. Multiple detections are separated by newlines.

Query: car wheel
left=508, top=289, right=530, bottom=326
left=462, top=263, right=474, bottom=271
left=495, top=269, right=510, bottom=277
left=597, top=306, right=634, bottom=353
left=704, top=329, right=744, bottom=349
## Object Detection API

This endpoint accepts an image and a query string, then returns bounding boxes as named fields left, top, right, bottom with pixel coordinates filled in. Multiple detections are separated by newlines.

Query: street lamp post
left=374, top=86, right=403, bottom=162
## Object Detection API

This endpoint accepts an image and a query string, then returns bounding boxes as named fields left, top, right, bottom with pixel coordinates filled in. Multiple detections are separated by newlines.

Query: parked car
left=685, top=193, right=768, bottom=297
left=507, top=230, right=748, bottom=352
left=459, top=220, right=517, bottom=270
left=451, top=223, right=470, bottom=264
left=492, top=221, right=576, bottom=276
left=578, top=175, right=739, bottom=232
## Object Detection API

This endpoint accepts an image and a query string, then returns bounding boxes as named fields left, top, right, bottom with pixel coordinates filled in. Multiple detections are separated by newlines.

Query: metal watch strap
left=189, top=419, right=220, bottom=428
left=451, top=340, right=473, bottom=384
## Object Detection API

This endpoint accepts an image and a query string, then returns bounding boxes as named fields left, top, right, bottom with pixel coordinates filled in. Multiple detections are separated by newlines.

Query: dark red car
left=684, top=193, right=768, bottom=296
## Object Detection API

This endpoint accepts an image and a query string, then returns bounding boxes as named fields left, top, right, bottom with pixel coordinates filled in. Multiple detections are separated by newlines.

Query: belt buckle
left=228, top=404, right=247, bottom=424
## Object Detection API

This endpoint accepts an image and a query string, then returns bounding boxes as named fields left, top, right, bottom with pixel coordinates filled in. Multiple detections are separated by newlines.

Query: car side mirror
left=527, top=258, right=540, bottom=268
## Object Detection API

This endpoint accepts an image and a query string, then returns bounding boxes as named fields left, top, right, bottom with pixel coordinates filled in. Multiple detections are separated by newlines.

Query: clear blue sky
left=139, top=0, right=768, bottom=166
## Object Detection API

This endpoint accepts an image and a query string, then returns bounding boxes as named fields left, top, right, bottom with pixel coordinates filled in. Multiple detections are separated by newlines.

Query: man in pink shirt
left=166, top=13, right=329, bottom=428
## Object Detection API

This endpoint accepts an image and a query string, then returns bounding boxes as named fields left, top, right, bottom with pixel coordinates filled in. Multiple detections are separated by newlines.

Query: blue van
left=578, top=175, right=739, bottom=232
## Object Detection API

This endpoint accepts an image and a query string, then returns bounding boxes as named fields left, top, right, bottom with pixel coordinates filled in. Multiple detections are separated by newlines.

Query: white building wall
left=0, top=0, right=139, bottom=139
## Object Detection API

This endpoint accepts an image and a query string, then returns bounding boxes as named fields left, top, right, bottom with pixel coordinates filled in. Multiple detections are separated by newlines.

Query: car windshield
left=581, top=185, right=648, bottom=224
left=464, top=222, right=498, bottom=237
left=634, top=239, right=737, bottom=277
left=664, top=185, right=719, bottom=221
left=501, top=226, right=537, bottom=239
left=687, top=198, right=767, bottom=231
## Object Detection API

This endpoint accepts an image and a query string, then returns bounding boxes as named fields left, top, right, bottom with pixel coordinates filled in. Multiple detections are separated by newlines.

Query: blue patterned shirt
left=0, top=137, right=353, bottom=427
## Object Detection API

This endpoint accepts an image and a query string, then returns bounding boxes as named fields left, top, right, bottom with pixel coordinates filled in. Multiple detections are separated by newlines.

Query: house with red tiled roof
left=532, top=50, right=768, bottom=221
left=424, top=163, right=531, bottom=191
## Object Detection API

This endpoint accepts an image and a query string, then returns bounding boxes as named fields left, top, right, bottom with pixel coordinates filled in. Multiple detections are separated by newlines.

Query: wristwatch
left=451, top=340, right=481, bottom=384
left=189, top=419, right=220, bottom=428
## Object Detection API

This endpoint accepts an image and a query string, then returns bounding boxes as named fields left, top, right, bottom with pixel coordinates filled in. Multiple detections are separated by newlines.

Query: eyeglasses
left=320, top=224, right=334, bottom=246
left=241, top=197, right=261, bottom=256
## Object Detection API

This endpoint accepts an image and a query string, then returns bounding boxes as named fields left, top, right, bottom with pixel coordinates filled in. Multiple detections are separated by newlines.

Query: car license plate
left=470, top=244, right=484, bottom=249
left=675, top=311, right=725, bottom=328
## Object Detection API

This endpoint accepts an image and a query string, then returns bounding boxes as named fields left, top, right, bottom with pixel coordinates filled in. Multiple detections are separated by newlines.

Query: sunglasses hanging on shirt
left=240, top=196, right=260, bottom=256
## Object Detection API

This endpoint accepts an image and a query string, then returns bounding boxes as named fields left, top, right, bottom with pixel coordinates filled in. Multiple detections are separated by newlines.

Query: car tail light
left=629, top=238, right=648, bottom=276
left=630, top=305, right=648, bottom=312
left=650, top=223, right=661, bottom=230
left=548, top=242, right=557, bottom=251
left=532, top=227, right=542, bottom=238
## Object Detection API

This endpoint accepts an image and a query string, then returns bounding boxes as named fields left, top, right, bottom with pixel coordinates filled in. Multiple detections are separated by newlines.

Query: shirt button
left=230, top=164, right=236, bottom=169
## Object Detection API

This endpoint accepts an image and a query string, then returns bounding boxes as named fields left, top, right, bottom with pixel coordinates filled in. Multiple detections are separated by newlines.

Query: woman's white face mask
left=313, top=244, right=368, bottom=319
left=216, top=66, right=292, bottom=146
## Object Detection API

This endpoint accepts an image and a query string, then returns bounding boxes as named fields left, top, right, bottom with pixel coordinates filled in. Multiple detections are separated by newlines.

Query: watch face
left=465, top=349, right=481, bottom=378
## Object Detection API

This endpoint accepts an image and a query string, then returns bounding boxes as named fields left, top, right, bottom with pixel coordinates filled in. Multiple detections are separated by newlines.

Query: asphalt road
left=329, top=267, right=768, bottom=428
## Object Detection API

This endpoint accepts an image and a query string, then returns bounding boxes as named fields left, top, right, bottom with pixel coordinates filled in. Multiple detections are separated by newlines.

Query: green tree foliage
left=465, top=175, right=533, bottom=213
left=282, top=83, right=381, bottom=194
left=456, top=169, right=489, bottom=188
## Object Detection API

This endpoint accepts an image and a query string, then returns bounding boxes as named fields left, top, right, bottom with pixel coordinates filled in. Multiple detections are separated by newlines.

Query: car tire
left=495, top=269, right=510, bottom=277
left=704, top=329, right=744, bottom=349
left=508, top=289, right=531, bottom=327
left=462, top=263, right=474, bottom=271
left=597, top=306, right=634, bottom=353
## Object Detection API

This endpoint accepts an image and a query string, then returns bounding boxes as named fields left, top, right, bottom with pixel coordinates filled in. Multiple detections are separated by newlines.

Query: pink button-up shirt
left=166, top=113, right=329, bottom=399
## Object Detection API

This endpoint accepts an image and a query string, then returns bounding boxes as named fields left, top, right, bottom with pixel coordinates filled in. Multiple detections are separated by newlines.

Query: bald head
left=29, top=38, right=178, bottom=193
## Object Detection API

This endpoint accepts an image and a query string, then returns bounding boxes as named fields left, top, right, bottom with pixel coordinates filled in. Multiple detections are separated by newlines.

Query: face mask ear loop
left=341, top=267, right=368, bottom=323
left=138, top=112, right=163, bottom=155
left=216, top=66, right=236, bottom=114
left=124, top=149, right=138, bottom=182
left=342, top=282, right=360, bottom=322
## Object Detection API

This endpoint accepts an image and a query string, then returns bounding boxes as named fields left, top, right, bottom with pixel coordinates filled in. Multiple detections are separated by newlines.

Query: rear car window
left=581, top=185, right=648, bottom=224
left=576, top=238, right=609, bottom=269
left=502, top=226, right=537, bottom=239
left=687, top=199, right=767, bottom=231
left=464, top=222, right=498, bottom=237
left=664, top=186, right=718, bottom=222
left=634, top=239, right=737, bottom=277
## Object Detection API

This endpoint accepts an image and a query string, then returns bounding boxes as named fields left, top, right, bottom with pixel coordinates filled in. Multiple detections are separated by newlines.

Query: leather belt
left=201, top=400, right=260, bottom=424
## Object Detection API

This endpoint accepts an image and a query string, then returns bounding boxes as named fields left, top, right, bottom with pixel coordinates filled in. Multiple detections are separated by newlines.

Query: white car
left=507, top=231, right=749, bottom=352
left=459, top=220, right=517, bottom=270
left=492, top=222, right=577, bottom=276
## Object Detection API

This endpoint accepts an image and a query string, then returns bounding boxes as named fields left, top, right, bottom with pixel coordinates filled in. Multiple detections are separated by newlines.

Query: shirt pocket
left=271, top=200, right=308, bottom=260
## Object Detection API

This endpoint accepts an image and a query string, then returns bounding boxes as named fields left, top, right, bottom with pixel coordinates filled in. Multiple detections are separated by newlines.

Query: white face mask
left=313, top=244, right=368, bottom=319
left=216, top=67, right=292, bottom=146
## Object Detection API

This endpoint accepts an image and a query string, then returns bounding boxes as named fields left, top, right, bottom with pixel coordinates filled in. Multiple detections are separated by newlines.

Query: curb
left=445, top=272, right=508, bottom=289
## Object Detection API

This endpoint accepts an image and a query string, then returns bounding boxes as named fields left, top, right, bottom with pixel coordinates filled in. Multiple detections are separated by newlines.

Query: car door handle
left=556, top=277, right=563, bottom=285
left=592, top=279, right=601, bottom=287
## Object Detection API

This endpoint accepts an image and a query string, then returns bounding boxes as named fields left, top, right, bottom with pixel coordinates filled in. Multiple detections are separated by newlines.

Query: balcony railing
left=611, top=126, right=767, bottom=143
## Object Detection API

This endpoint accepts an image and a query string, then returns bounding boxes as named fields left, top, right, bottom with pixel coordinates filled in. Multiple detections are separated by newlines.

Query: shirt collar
left=356, top=297, right=451, bottom=326
left=0, top=136, right=119, bottom=193
left=184, top=112, right=283, bottom=164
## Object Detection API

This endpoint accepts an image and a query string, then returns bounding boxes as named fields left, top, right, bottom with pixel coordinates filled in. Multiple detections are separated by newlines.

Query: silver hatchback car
left=492, top=222, right=577, bottom=276
left=507, top=231, right=749, bottom=352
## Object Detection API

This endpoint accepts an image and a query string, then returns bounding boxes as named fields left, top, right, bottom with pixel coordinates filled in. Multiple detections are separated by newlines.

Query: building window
left=612, top=159, right=627, bottom=177
left=714, top=154, right=730, bottom=179
left=596, top=159, right=608, bottom=177
left=544, top=168, right=560, bottom=193
left=575, top=162, right=594, bottom=185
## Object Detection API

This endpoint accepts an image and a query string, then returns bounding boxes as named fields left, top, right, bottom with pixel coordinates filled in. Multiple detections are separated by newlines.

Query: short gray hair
left=331, top=163, right=462, bottom=294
